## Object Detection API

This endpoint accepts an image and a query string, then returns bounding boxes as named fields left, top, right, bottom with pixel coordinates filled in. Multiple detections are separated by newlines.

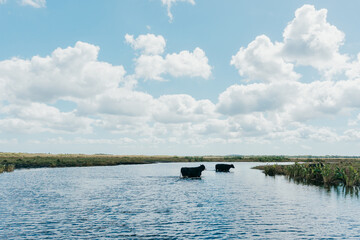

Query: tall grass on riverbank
left=255, top=162, right=360, bottom=188
left=0, top=164, right=15, bottom=173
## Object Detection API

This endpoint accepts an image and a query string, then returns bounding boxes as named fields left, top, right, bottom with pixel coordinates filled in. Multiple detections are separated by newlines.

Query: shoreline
left=1, top=152, right=360, bottom=175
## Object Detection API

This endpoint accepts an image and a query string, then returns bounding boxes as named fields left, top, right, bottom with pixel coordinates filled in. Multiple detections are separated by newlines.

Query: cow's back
left=215, top=164, right=231, bottom=172
left=181, top=166, right=202, bottom=178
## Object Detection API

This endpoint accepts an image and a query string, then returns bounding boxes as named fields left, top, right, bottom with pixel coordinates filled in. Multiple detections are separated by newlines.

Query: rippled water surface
left=1, top=162, right=359, bottom=239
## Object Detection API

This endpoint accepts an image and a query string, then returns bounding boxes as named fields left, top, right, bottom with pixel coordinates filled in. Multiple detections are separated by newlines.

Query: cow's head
left=199, top=164, right=206, bottom=171
left=231, top=164, right=235, bottom=168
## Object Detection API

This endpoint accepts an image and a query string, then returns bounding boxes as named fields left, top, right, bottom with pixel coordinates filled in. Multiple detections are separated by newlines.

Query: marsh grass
left=255, top=162, right=360, bottom=188
left=1, top=152, right=360, bottom=178
left=0, top=164, right=15, bottom=173
left=0, top=153, right=298, bottom=174
left=0, top=153, right=230, bottom=173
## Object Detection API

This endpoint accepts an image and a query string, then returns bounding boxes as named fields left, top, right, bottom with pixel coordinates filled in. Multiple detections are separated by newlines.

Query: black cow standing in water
left=181, top=165, right=206, bottom=178
left=215, top=164, right=235, bottom=172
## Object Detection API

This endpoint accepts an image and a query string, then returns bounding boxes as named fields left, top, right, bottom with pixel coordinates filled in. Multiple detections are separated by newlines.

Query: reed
left=4, top=164, right=15, bottom=172
left=0, top=164, right=15, bottom=173
left=255, top=162, right=360, bottom=188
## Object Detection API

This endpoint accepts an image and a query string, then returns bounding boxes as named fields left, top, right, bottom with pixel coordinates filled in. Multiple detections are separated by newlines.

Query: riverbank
left=0, top=153, right=292, bottom=173
left=254, top=161, right=360, bottom=188
left=1, top=152, right=360, bottom=176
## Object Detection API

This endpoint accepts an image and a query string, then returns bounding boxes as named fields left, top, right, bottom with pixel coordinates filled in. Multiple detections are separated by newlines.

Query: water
left=0, top=162, right=359, bottom=239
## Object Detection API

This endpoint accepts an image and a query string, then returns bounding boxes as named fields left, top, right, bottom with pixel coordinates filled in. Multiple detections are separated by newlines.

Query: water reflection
left=334, top=185, right=359, bottom=198
left=267, top=174, right=360, bottom=198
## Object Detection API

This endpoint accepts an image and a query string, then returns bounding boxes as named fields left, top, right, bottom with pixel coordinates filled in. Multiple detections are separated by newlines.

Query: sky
left=1, top=0, right=360, bottom=156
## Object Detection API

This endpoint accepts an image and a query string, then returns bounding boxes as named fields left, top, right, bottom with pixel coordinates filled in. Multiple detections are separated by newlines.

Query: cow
left=215, top=163, right=235, bottom=172
left=181, top=164, right=206, bottom=178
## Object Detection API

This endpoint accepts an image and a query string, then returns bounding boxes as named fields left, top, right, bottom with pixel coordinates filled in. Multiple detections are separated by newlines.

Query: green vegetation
left=254, top=162, right=360, bottom=188
left=0, top=153, right=296, bottom=174
left=184, top=156, right=204, bottom=162
left=246, top=156, right=291, bottom=162
left=1, top=152, right=360, bottom=176
left=0, top=164, right=15, bottom=173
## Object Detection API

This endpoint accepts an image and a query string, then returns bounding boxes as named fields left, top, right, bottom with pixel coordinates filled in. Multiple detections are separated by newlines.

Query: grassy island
left=254, top=161, right=360, bottom=188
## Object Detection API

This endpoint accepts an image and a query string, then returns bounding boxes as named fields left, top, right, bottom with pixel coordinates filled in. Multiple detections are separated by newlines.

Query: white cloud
left=3, top=3, right=360, bottom=152
left=216, top=82, right=299, bottom=115
left=231, top=5, right=350, bottom=81
left=125, top=34, right=166, bottom=55
left=231, top=35, right=300, bottom=83
left=0, top=41, right=127, bottom=103
left=134, top=55, right=166, bottom=81
left=42, top=137, right=136, bottom=145
left=0, top=138, right=17, bottom=144
left=226, top=4, right=360, bottom=144
left=161, top=0, right=195, bottom=22
left=287, top=78, right=360, bottom=122
left=153, top=94, right=216, bottom=123
left=165, top=48, right=212, bottom=79
left=0, top=103, right=93, bottom=134
left=77, top=88, right=154, bottom=117
left=346, top=53, right=360, bottom=79
left=0, top=0, right=46, bottom=7
left=282, top=4, right=348, bottom=76
left=21, top=0, right=46, bottom=8
left=127, top=34, right=212, bottom=81
left=343, top=129, right=360, bottom=141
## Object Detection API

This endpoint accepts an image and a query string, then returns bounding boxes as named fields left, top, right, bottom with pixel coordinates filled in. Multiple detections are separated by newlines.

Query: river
left=0, top=162, right=359, bottom=239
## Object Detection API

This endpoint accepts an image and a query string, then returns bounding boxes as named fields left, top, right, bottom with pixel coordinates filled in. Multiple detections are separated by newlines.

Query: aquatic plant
left=320, top=164, right=335, bottom=185
left=342, top=166, right=359, bottom=187
left=4, top=164, right=15, bottom=172
left=264, top=164, right=286, bottom=176
left=256, top=162, right=360, bottom=189
left=0, top=164, right=15, bottom=173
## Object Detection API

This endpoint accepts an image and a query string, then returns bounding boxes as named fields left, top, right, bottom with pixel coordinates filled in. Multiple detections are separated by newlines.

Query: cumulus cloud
left=346, top=53, right=360, bottom=79
left=134, top=55, right=166, bottom=81
left=0, top=41, right=127, bottom=103
left=217, top=82, right=299, bottom=115
left=77, top=88, right=154, bottom=117
left=127, top=34, right=212, bottom=81
left=0, top=103, right=93, bottom=134
left=282, top=4, right=348, bottom=76
left=42, top=137, right=136, bottom=145
left=21, top=0, right=46, bottom=8
left=227, top=4, right=360, bottom=126
left=287, top=79, right=360, bottom=122
left=3, top=4, right=360, bottom=151
left=0, top=0, right=46, bottom=7
left=125, top=34, right=166, bottom=55
left=231, top=4, right=349, bottom=82
left=231, top=35, right=300, bottom=83
left=153, top=94, right=216, bottom=123
left=161, top=0, right=195, bottom=22
left=165, top=48, right=212, bottom=79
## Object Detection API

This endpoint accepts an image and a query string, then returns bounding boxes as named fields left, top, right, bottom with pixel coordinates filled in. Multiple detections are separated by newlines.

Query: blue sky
left=1, top=0, right=360, bottom=155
